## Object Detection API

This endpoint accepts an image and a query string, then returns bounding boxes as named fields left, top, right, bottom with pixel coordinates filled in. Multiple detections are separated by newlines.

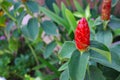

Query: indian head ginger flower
left=75, top=18, right=90, bottom=52
left=101, top=0, right=111, bottom=21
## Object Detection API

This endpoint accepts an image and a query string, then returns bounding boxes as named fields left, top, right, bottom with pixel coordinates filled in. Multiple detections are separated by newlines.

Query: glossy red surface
left=75, top=18, right=90, bottom=51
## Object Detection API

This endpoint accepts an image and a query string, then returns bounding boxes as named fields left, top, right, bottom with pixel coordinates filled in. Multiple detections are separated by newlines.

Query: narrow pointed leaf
left=40, top=7, right=69, bottom=30
left=65, top=9, right=77, bottom=32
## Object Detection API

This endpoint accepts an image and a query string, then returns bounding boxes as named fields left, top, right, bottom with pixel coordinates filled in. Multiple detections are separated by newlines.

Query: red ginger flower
left=75, top=18, right=90, bottom=52
left=101, top=0, right=111, bottom=20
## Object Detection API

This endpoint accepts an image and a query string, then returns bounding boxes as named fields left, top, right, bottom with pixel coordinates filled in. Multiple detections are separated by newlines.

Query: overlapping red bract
left=101, top=0, right=111, bottom=20
left=75, top=18, right=90, bottom=51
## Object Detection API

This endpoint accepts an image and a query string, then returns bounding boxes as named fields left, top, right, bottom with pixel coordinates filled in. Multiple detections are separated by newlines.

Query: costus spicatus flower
left=75, top=18, right=90, bottom=52
left=101, top=0, right=111, bottom=20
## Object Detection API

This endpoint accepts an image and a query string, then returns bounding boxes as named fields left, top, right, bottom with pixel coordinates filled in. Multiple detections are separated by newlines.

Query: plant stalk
left=28, top=44, right=39, bottom=65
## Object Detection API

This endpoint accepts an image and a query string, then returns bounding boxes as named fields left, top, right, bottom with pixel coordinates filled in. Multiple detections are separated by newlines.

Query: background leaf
left=73, top=0, right=84, bottom=16
left=65, top=9, right=77, bottom=34
left=43, top=41, right=56, bottom=59
left=21, top=18, right=39, bottom=41
left=61, top=2, right=67, bottom=19
left=40, top=7, right=69, bottom=30
left=9, top=38, right=19, bottom=52
left=26, top=1, right=39, bottom=13
left=108, top=16, right=120, bottom=36
left=85, top=66, right=106, bottom=80
left=108, top=16, right=120, bottom=30
left=45, top=0, right=55, bottom=11
left=112, top=0, right=119, bottom=7
left=95, top=30, right=113, bottom=47
left=53, top=3, right=60, bottom=15
left=116, top=75, right=120, bottom=80
left=41, top=20, right=58, bottom=35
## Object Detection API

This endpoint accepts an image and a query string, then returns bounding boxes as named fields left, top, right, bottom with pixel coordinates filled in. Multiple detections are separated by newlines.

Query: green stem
left=54, top=36, right=62, bottom=46
left=87, top=65, right=91, bottom=80
left=1, top=5, right=16, bottom=22
left=103, top=20, right=109, bottom=30
left=38, top=57, right=60, bottom=76
left=24, top=3, right=34, bottom=17
left=4, top=30, right=10, bottom=41
left=28, top=43, right=39, bottom=65
left=9, top=72, right=24, bottom=79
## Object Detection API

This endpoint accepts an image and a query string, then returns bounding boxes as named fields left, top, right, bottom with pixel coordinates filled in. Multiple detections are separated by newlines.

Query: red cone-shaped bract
left=75, top=18, right=90, bottom=51
left=101, top=0, right=111, bottom=20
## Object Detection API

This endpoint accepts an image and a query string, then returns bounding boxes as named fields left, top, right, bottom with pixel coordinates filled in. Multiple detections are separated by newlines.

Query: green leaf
left=0, top=0, right=3, bottom=3
left=61, top=2, right=67, bottom=19
left=60, top=69, right=69, bottom=80
left=116, top=75, right=120, bottom=80
left=101, top=67, right=119, bottom=80
left=0, top=16, right=6, bottom=27
left=90, top=41, right=111, bottom=62
left=27, top=18, right=39, bottom=40
left=26, top=1, right=39, bottom=13
left=85, top=66, right=106, bottom=80
left=1, top=2, right=16, bottom=22
left=17, top=11, right=26, bottom=27
left=73, top=0, right=84, bottom=15
left=35, top=42, right=44, bottom=53
left=9, top=38, right=19, bottom=52
left=73, top=11, right=84, bottom=18
left=40, top=7, right=69, bottom=30
left=90, top=47, right=111, bottom=62
left=5, top=21, right=14, bottom=34
left=95, top=30, right=113, bottom=47
left=82, top=0, right=87, bottom=9
left=94, top=16, right=102, bottom=26
left=58, top=62, right=68, bottom=71
left=45, top=0, right=55, bottom=11
left=58, top=41, right=76, bottom=60
left=69, top=50, right=89, bottom=80
left=113, top=29, right=120, bottom=36
left=41, top=20, right=58, bottom=35
left=38, top=57, right=60, bottom=76
left=21, top=18, right=39, bottom=41
left=108, top=16, right=120, bottom=30
left=85, top=5, right=91, bottom=19
left=43, top=41, right=56, bottom=59
left=14, top=2, right=21, bottom=12
left=91, top=43, right=120, bottom=72
left=21, top=25, right=30, bottom=39
left=53, top=3, right=60, bottom=15
left=1, top=1, right=12, bottom=8
left=65, top=9, right=77, bottom=32
left=88, top=19, right=95, bottom=34
left=108, top=16, right=120, bottom=36
left=112, top=0, right=119, bottom=7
